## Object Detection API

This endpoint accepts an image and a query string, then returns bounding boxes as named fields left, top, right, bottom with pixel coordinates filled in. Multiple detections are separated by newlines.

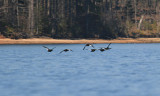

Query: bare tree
left=28, top=0, right=34, bottom=36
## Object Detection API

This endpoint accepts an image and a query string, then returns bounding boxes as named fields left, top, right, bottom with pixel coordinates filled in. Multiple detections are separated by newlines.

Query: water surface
left=0, top=44, right=160, bottom=96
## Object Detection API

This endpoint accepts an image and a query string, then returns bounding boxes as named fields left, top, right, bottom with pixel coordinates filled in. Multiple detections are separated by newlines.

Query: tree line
left=0, top=0, right=160, bottom=39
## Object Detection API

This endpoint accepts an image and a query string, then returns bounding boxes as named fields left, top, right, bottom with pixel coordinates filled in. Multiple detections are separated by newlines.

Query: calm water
left=0, top=43, right=160, bottom=96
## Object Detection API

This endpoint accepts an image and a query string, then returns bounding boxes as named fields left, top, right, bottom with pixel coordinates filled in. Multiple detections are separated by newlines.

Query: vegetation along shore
left=0, top=38, right=160, bottom=44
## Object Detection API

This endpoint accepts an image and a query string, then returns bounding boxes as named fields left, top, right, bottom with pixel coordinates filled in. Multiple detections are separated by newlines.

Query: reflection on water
left=0, top=44, right=160, bottom=96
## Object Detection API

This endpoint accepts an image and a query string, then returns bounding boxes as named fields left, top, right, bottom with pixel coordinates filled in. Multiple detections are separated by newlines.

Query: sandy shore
left=0, top=38, right=160, bottom=44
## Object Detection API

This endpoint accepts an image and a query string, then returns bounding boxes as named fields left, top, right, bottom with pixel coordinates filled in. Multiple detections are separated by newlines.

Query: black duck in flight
left=43, top=46, right=56, bottom=52
left=99, top=48, right=106, bottom=52
left=90, top=49, right=97, bottom=52
left=83, top=44, right=94, bottom=50
left=104, top=43, right=112, bottom=50
left=59, top=49, right=73, bottom=54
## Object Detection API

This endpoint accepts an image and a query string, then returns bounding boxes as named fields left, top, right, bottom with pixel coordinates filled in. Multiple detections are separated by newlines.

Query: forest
left=0, top=0, right=160, bottom=39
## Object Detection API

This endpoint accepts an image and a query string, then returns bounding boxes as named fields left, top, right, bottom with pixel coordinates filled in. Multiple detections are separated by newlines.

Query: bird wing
left=59, top=50, right=64, bottom=54
left=52, top=47, right=56, bottom=50
left=83, top=45, right=86, bottom=50
left=43, top=46, right=49, bottom=50
left=91, top=44, right=94, bottom=48
left=107, top=43, right=111, bottom=48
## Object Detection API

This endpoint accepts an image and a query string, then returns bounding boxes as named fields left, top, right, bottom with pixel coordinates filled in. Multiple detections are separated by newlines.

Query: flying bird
left=104, top=43, right=112, bottom=50
left=43, top=46, right=56, bottom=52
left=99, top=48, right=105, bottom=52
left=59, top=49, right=73, bottom=54
left=90, top=49, right=97, bottom=52
left=83, top=44, right=94, bottom=50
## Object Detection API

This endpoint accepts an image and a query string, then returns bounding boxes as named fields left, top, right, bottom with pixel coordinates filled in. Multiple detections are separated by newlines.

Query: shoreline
left=0, top=38, right=160, bottom=44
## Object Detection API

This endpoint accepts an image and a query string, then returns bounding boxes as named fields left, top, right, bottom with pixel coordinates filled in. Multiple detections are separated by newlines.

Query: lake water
left=0, top=43, right=160, bottom=96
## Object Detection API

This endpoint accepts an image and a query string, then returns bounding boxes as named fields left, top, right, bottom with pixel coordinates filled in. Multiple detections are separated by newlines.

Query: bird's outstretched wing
left=91, top=44, right=94, bottom=48
left=83, top=45, right=86, bottom=50
left=107, top=43, right=111, bottom=48
left=43, top=46, right=49, bottom=50
left=59, top=50, right=64, bottom=54
left=52, top=47, right=56, bottom=50
left=70, top=49, right=73, bottom=52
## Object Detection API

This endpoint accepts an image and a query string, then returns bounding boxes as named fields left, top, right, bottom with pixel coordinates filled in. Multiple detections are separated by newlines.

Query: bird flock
left=43, top=43, right=112, bottom=53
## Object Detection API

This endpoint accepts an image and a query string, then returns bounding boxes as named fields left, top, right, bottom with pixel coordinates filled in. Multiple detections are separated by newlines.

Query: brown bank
left=0, top=38, right=160, bottom=44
